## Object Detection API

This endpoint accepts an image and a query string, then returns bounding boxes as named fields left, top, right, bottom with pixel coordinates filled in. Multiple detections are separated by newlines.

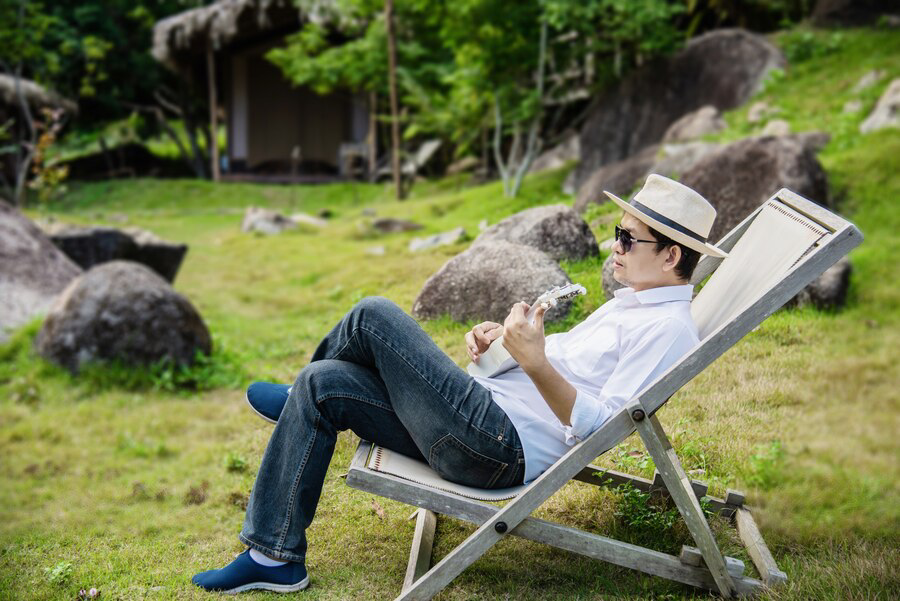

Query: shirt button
left=497, top=434, right=503, bottom=440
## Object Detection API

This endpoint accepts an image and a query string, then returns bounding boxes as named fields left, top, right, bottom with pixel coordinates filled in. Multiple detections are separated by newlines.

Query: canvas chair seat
left=346, top=188, right=862, bottom=600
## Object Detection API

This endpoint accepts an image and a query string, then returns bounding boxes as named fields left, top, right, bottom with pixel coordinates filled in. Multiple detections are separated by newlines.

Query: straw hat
left=604, top=174, right=728, bottom=258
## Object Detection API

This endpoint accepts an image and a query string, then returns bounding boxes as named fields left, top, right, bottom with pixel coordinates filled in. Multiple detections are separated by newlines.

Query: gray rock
left=35, top=261, right=211, bottom=373
left=788, top=132, right=832, bottom=154
left=372, top=217, right=424, bottom=233
left=843, top=99, right=863, bottom=113
left=851, top=69, right=883, bottom=93
left=662, top=106, right=726, bottom=143
left=651, top=141, right=722, bottom=179
left=47, top=224, right=188, bottom=283
left=575, top=29, right=785, bottom=190
left=529, top=131, right=580, bottom=173
left=0, top=200, right=82, bottom=342
left=562, top=169, right=577, bottom=196
left=860, top=78, right=900, bottom=133
left=409, top=227, right=467, bottom=252
left=474, top=204, right=598, bottom=262
left=747, top=101, right=778, bottom=124
left=241, top=206, right=296, bottom=235
left=598, top=237, right=616, bottom=251
left=679, top=135, right=829, bottom=244
left=412, top=241, right=573, bottom=324
left=365, top=245, right=386, bottom=256
left=290, top=213, right=328, bottom=228
left=574, top=145, right=660, bottom=213
left=601, top=254, right=626, bottom=300
left=761, top=119, right=792, bottom=136
left=446, top=156, right=480, bottom=175
left=786, top=257, right=852, bottom=310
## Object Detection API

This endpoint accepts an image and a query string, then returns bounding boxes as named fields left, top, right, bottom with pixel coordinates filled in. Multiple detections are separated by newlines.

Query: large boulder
left=45, top=224, right=187, bottom=283
left=679, top=136, right=829, bottom=244
left=241, top=206, right=296, bottom=235
left=785, top=257, right=852, bottom=310
left=574, top=29, right=785, bottom=190
left=0, top=201, right=82, bottom=342
left=528, top=131, right=580, bottom=173
left=35, top=261, right=211, bottom=373
left=860, top=78, right=900, bottom=134
left=662, top=106, right=726, bottom=143
left=412, top=241, right=573, bottom=324
left=574, top=145, right=660, bottom=213
left=474, top=204, right=598, bottom=262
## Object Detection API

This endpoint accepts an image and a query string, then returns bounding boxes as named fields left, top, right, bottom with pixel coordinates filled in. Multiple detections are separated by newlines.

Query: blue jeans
left=239, top=297, right=525, bottom=562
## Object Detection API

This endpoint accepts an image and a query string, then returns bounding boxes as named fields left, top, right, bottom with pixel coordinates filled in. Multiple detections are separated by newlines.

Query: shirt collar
left=613, top=284, right=694, bottom=305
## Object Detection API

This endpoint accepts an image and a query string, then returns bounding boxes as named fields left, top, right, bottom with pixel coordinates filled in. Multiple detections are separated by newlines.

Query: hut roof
left=152, top=0, right=322, bottom=71
left=0, top=74, right=78, bottom=115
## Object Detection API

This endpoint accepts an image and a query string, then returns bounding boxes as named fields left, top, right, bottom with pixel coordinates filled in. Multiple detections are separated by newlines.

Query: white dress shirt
left=473, top=285, right=699, bottom=483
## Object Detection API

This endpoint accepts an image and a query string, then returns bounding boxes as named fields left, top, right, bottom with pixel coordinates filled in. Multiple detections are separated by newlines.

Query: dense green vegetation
left=1, top=27, right=898, bottom=600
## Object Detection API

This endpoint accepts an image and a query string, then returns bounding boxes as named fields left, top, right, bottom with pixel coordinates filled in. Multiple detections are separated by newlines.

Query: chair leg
left=628, top=403, right=737, bottom=597
left=403, top=509, right=437, bottom=592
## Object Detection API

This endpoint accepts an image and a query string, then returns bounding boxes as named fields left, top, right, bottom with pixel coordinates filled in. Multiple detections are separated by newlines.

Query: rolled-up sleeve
left=565, top=317, right=698, bottom=443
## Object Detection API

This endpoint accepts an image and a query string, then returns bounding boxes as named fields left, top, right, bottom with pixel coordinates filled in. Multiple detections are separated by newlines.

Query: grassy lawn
left=2, top=28, right=898, bottom=600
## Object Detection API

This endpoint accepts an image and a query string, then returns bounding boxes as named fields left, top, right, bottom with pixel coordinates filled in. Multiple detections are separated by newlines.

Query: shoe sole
left=245, top=391, right=278, bottom=425
left=221, top=575, right=310, bottom=594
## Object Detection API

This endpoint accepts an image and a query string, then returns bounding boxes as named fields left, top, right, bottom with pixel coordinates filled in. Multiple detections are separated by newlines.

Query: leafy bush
left=43, top=561, right=73, bottom=586
left=781, top=30, right=845, bottom=63
left=613, top=484, right=684, bottom=551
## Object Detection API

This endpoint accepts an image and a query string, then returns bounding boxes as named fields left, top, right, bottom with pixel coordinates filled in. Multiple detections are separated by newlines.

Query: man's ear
left=662, top=245, right=681, bottom=273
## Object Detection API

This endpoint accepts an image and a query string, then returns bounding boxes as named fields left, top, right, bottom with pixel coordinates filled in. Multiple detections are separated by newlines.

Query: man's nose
left=611, top=237, right=625, bottom=255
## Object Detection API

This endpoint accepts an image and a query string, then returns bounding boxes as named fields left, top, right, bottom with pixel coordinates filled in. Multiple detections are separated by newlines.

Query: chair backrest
left=631, top=188, right=861, bottom=417
left=691, top=196, right=829, bottom=340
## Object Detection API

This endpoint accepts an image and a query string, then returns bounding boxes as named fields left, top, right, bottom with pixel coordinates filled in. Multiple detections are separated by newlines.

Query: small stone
left=478, top=219, right=489, bottom=232
left=843, top=99, right=863, bottom=113
left=599, top=237, right=616, bottom=251
left=365, top=245, right=386, bottom=256
left=361, top=208, right=377, bottom=217
left=761, top=119, right=791, bottom=136
left=851, top=69, right=883, bottom=93
left=408, top=227, right=467, bottom=252
left=290, top=213, right=328, bottom=228
left=860, top=78, right=900, bottom=134
left=372, top=217, right=423, bottom=234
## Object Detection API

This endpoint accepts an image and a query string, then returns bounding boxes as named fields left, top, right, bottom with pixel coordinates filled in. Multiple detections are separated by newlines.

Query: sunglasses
left=615, top=225, right=657, bottom=253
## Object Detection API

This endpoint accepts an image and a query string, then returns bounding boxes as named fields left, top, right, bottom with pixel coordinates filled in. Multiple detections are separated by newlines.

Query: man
left=191, top=174, right=728, bottom=594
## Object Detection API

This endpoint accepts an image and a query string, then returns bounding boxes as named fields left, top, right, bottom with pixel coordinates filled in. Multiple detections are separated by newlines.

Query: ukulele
left=466, top=282, right=587, bottom=378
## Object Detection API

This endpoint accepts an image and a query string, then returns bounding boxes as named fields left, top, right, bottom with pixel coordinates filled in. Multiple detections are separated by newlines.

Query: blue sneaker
left=245, top=382, right=291, bottom=424
left=191, top=549, right=309, bottom=594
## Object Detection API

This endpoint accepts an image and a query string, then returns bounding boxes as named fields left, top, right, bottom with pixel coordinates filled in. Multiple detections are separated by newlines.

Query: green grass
left=2, top=26, right=899, bottom=601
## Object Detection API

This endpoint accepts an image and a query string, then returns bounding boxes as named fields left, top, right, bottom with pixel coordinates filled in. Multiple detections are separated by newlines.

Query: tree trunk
left=368, top=91, right=377, bottom=176
left=385, top=0, right=405, bottom=200
left=206, top=43, right=220, bottom=181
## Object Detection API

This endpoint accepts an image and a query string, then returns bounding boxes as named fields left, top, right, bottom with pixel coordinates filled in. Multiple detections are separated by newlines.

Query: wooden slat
left=346, top=462, right=764, bottom=596
left=403, top=509, right=437, bottom=591
left=351, top=439, right=373, bottom=469
left=735, top=508, right=787, bottom=587
left=633, top=409, right=735, bottom=597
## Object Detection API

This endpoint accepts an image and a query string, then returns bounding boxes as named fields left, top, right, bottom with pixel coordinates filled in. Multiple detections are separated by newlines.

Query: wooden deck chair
left=345, top=188, right=863, bottom=600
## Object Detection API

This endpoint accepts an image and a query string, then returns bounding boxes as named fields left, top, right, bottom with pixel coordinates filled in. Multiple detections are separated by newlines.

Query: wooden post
left=385, top=0, right=404, bottom=199
left=403, top=509, right=437, bottom=591
left=206, top=42, right=220, bottom=182
left=368, top=91, right=377, bottom=177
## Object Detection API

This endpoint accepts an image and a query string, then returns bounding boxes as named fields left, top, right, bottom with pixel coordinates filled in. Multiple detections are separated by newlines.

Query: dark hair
left=647, top=226, right=701, bottom=281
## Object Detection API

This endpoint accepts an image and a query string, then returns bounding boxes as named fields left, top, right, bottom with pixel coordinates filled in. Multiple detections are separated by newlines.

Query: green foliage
left=746, top=440, right=785, bottom=490
left=43, top=561, right=73, bottom=586
left=117, top=433, right=174, bottom=459
left=781, top=29, right=845, bottom=63
left=613, top=484, right=683, bottom=552
left=223, top=451, right=249, bottom=473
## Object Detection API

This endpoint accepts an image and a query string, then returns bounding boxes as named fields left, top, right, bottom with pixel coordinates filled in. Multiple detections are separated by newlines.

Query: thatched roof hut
left=152, top=0, right=312, bottom=72
left=0, top=74, right=78, bottom=115
left=151, top=0, right=372, bottom=180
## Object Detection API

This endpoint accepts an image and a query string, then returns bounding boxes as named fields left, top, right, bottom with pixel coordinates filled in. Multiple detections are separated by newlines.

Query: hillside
left=1, top=27, right=898, bottom=600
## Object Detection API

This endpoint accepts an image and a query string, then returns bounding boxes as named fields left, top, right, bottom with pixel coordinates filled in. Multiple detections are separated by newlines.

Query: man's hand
left=465, top=321, right=503, bottom=363
left=501, top=301, right=549, bottom=372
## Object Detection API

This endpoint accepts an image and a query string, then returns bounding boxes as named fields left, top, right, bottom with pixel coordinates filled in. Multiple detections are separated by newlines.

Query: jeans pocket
left=428, top=434, right=507, bottom=489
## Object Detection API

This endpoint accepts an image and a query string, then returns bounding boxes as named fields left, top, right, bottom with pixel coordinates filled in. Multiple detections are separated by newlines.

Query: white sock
left=249, top=548, right=288, bottom=567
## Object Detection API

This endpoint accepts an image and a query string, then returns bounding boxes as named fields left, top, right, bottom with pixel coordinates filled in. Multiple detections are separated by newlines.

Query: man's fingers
left=533, top=303, right=547, bottom=330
